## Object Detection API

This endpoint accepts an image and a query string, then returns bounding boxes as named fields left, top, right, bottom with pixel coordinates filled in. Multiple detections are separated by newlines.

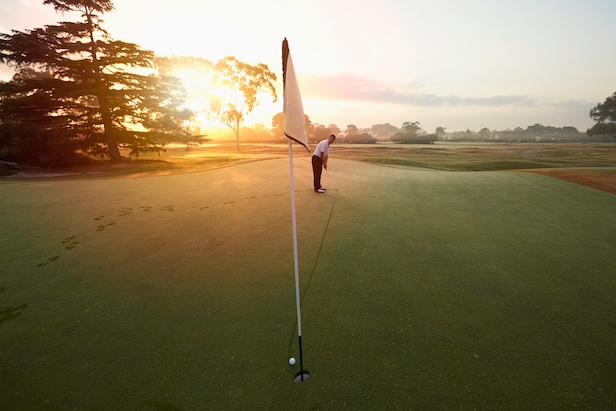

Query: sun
left=171, top=62, right=253, bottom=129
left=152, top=56, right=265, bottom=133
left=168, top=66, right=226, bottom=130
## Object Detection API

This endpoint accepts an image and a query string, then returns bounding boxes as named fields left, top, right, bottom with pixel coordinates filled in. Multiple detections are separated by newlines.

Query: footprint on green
left=61, top=235, right=77, bottom=244
left=36, top=255, right=60, bottom=267
left=0, top=304, right=28, bottom=324
left=65, top=241, right=79, bottom=250
left=97, top=222, right=116, bottom=232
left=118, top=207, right=133, bottom=217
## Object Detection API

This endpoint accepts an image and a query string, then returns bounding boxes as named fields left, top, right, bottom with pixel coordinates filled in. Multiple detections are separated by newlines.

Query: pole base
left=293, top=371, right=310, bottom=383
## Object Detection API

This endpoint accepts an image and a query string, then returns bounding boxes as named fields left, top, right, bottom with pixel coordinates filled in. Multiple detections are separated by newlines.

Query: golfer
left=312, top=134, right=336, bottom=193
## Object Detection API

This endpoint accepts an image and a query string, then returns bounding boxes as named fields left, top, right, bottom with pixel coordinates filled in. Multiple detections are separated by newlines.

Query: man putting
left=311, top=134, right=336, bottom=193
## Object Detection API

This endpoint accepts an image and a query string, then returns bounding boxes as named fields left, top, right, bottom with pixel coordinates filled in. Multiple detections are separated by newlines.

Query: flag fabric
left=282, top=38, right=309, bottom=151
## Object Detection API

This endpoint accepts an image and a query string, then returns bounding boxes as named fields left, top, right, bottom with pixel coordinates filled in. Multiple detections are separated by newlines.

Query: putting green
left=1, top=157, right=615, bottom=409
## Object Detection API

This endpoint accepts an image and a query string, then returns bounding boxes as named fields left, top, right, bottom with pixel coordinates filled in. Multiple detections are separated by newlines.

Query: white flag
left=282, top=38, right=309, bottom=151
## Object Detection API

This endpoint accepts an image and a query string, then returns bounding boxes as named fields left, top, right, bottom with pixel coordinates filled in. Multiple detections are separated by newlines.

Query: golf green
left=1, top=157, right=615, bottom=409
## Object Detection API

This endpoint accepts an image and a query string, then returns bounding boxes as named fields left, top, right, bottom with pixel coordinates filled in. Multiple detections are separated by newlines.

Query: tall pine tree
left=587, top=91, right=616, bottom=140
left=0, top=0, right=194, bottom=166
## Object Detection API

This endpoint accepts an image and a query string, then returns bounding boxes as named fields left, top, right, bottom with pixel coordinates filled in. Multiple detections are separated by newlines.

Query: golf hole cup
left=289, top=357, right=296, bottom=366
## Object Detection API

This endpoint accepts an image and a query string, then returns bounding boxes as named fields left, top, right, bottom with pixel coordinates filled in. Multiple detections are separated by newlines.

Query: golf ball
left=289, top=357, right=296, bottom=366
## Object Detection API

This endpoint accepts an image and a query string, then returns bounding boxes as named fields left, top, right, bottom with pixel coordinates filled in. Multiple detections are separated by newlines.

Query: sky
left=1, top=0, right=615, bottom=133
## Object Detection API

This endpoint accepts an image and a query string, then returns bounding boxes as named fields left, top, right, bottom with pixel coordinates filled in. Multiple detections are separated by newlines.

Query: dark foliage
left=588, top=91, right=616, bottom=139
left=339, top=133, right=377, bottom=144
left=0, top=0, right=197, bottom=167
left=390, top=132, right=437, bottom=144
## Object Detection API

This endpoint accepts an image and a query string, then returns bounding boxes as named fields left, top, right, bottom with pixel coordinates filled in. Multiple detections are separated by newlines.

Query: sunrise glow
left=2, top=0, right=615, bottom=132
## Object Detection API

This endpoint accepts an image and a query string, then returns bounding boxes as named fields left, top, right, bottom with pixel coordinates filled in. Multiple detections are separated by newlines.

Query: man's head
left=328, top=134, right=336, bottom=144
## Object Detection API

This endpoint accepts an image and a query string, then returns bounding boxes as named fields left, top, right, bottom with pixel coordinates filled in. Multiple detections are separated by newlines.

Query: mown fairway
left=1, top=143, right=615, bottom=409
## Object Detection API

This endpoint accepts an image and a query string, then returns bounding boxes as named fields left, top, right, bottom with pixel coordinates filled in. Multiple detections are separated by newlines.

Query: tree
left=240, top=124, right=273, bottom=143
left=0, top=0, right=195, bottom=166
left=154, top=55, right=214, bottom=139
left=271, top=112, right=284, bottom=139
left=391, top=121, right=435, bottom=144
left=327, top=124, right=341, bottom=137
left=478, top=127, right=491, bottom=140
left=340, top=133, right=377, bottom=144
left=312, top=124, right=333, bottom=143
left=344, top=124, right=359, bottom=136
left=369, top=123, right=399, bottom=141
left=211, top=56, right=277, bottom=150
left=401, top=121, right=423, bottom=135
left=587, top=91, right=616, bottom=139
left=390, top=132, right=437, bottom=144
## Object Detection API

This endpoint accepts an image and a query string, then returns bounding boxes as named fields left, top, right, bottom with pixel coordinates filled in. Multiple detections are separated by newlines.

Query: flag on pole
left=282, top=38, right=309, bottom=151
left=282, top=38, right=310, bottom=383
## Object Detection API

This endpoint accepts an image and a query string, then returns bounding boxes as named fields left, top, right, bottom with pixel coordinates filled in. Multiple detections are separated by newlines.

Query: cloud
left=547, top=99, right=596, bottom=112
left=299, top=72, right=534, bottom=107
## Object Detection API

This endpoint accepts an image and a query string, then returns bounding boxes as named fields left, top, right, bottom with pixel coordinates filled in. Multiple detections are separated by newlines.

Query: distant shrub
left=340, top=133, right=377, bottom=144
left=390, top=132, right=437, bottom=144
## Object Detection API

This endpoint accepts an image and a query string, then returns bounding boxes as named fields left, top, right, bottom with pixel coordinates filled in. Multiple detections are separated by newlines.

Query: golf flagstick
left=288, top=139, right=307, bottom=382
left=282, top=38, right=310, bottom=383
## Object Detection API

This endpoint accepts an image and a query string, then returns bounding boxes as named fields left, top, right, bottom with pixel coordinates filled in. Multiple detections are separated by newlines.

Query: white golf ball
left=289, top=357, right=296, bottom=366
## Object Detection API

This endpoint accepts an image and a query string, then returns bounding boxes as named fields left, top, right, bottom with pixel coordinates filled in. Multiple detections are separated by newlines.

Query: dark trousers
left=311, top=155, right=322, bottom=190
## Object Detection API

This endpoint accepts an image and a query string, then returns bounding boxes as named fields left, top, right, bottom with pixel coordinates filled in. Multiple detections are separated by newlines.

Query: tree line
left=265, top=117, right=608, bottom=145
left=1, top=1, right=615, bottom=169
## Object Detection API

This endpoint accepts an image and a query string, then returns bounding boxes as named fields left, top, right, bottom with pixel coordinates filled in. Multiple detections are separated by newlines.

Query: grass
left=6, top=141, right=616, bottom=178
left=359, top=156, right=561, bottom=171
left=1, top=142, right=615, bottom=409
left=335, top=141, right=616, bottom=171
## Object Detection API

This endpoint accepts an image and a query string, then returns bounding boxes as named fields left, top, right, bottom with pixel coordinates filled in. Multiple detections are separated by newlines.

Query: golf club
left=326, top=168, right=337, bottom=191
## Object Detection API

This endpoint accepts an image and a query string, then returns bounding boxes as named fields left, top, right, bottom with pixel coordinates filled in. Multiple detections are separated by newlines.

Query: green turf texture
left=1, top=158, right=615, bottom=409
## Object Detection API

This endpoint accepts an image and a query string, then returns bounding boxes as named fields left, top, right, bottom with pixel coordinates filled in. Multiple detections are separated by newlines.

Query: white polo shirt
left=313, top=139, right=331, bottom=158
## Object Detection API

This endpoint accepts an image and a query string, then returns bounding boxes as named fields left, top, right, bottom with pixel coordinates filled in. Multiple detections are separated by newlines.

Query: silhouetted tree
left=391, top=121, right=434, bottom=143
left=344, top=124, right=359, bottom=136
left=0, top=0, right=195, bottom=166
left=401, top=121, right=424, bottom=134
left=391, top=132, right=437, bottom=144
left=370, top=123, right=399, bottom=141
left=154, top=55, right=214, bottom=140
left=340, top=133, right=376, bottom=144
left=312, top=124, right=334, bottom=143
left=210, top=56, right=277, bottom=150
left=327, top=124, right=341, bottom=137
left=587, top=91, right=616, bottom=139
left=478, top=127, right=491, bottom=140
